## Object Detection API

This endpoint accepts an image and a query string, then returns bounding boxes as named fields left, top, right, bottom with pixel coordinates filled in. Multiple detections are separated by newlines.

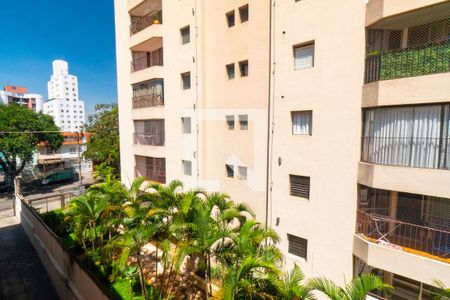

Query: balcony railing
left=133, top=133, right=164, bottom=146
left=356, top=210, right=449, bottom=260
left=135, top=166, right=166, bottom=184
left=361, top=136, right=450, bottom=170
left=131, top=48, right=163, bottom=72
left=130, top=10, right=162, bottom=35
left=132, top=94, right=164, bottom=109
left=364, top=41, right=450, bottom=84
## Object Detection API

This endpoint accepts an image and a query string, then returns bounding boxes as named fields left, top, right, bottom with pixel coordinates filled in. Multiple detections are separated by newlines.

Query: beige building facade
left=115, top=0, right=450, bottom=298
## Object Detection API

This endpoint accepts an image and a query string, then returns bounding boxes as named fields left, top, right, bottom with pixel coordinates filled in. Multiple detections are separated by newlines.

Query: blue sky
left=0, top=0, right=117, bottom=115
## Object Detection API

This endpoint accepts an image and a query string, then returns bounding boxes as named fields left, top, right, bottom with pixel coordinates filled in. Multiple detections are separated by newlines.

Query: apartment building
left=0, top=85, right=43, bottom=112
left=116, top=0, right=269, bottom=218
left=115, top=0, right=450, bottom=298
left=43, top=60, right=86, bottom=132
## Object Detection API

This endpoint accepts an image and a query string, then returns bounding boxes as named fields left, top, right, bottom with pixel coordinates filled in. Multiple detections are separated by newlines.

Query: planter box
left=18, top=198, right=117, bottom=300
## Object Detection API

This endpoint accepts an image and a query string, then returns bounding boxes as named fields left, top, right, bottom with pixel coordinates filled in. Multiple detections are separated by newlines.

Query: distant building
left=43, top=60, right=85, bottom=132
left=0, top=85, right=43, bottom=112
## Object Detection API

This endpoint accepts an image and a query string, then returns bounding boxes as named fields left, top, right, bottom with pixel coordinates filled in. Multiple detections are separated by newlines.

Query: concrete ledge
left=353, top=234, right=450, bottom=286
left=133, top=143, right=165, bottom=158
left=128, top=0, right=144, bottom=11
left=130, top=66, right=163, bottom=85
left=131, top=106, right=165, bottom=120
left=366, top=0, right=449, bottom=27
left=362, top=73, right=450, bottom=108
left=358, top=162, right=450, bottom=198
left=129, top=25, right=163, bottom=50
left=18, top=199, right=115, bottom=300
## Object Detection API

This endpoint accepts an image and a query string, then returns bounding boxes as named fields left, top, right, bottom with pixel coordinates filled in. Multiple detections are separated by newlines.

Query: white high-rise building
left=43, top=60, right=85, bottom=132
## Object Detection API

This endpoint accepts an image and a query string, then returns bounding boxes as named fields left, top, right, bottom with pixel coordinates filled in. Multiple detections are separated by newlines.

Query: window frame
left=181, top=72, right=191, bottom=90
left=182, top=160, right=192, bottom=176
left=239, top=114, right=248, bottom=130
left=226, top=115, right=235, bottom=130
left=238, top=4, right=249, bottom=23
left=225, top=164, right=234, bottom=178
left=239, top=60, right=249, bottom=77
left=182, top=117, right=192, bottom=134
left=226, top=10, right=235, bottom=27
left=287, top=234, right=308, bottom=260
left=289, top=174, right=310, bottom=199
left=180, top=25, right=190, bottom=45
left=226, top=63, right=235, bottom=80
left=293, top=42, right=315, bottom=70
left=291, top=110, right=313, bottom=135
left=238, top=166, right=247, bottom=180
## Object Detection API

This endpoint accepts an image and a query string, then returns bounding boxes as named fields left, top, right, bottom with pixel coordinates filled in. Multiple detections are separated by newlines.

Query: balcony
left=130, top=10, right=162, bottom=36
left=133, top=119, right=165, bottom=146
left=357, top=210, right=449, bottom=261
left=366, top=0, right=449, bottom=27
left=364, top=4, right=450, bottom=85
left=135, top=156, right=166, bottom=184
left=131, top=48, right=163, bottom=72
left=356, top=185, right=449, bottom=263
left=364, top=41, right=450, bottom=84
left=133, top=133, right=164, bottom=146
left=132, top=79, right=164, bottom=109
left=354, top=257, right=448, bottom=299
left=361, top=104, right=450, bottom=170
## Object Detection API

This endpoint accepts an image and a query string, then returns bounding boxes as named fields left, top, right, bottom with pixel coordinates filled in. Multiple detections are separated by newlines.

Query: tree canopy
left=0, top=104, right=63, bottom=182
left=83, top=104, right=120, bottom=174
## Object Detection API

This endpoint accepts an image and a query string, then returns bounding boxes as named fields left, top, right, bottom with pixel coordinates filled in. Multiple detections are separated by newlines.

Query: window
left=239, top=115, right=248, bottom=130
left=182, top=160, right=192, bottom=176
left=226, top=63, right=235, bottom=80
left=226, top=10, right=235, bottom=27
left=239, top=4, right=249, bottom=23
left=225, top=164, right=234, bottom=178
left=182, top=117, right=191, bottom=134
left=292, top=111, right=312, bottom=135
left=294, top=42, right=314, bottom=70
left=239, top=60, right=249, bottom=77
left=362, top=104, right=450, bottom=169
left=226, top=115, right=235, bottom=130
left=289, top=175, right=310, bottom=199
left=238, top=166, right=247, bottom=180
left=181, top=72, right=191, bottom=90
left=180, top=26, right=190, bottom=44
left=287, top=234, right=308, bottom=260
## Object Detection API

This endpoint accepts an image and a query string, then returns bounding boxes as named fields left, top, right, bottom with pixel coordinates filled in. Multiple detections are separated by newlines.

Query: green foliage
left=380, top=43, right=450, bottom=80
left=41, top=178, right=392, bottom=300
left=0, top=104, right=63, bottom=180
left=431, top=280, right=450, bottom=300
left=83, top=104, right=120, bottom=174
left=309, top=274, right=392, bottom=300
left=40, top=209, right=69, bottom=237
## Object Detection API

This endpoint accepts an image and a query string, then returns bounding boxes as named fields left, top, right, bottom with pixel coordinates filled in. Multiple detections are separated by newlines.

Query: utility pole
left=77, top=131, right=83, bottom=193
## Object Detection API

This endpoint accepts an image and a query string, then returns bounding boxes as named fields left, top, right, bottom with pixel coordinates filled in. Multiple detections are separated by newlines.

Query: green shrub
left=380, top=43, right=450, bottom=80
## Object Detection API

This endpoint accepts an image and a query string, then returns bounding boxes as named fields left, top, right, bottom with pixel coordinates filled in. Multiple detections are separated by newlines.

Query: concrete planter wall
left=17, top=197, right=116, bottom=300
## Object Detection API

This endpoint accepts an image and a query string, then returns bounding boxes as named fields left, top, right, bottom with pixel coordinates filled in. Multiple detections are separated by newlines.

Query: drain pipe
left=265, top=0, right=274, bottom=227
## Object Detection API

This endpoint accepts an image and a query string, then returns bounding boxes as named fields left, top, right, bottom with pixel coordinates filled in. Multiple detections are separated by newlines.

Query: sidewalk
left=0, top=210, right=59, bottom=299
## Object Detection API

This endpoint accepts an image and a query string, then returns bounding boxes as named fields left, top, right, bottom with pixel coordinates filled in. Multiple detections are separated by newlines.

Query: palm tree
left=309, top=274, right=392, bottom=300
left=173, top=195, right=232, bottom=297
left=215, top=219, right=282, bottom=268
left=215, top=255, right=280, bottom=300
left=67, top=192, right=107, bottom=252
left=270, top=264, right=315, bottom=300
left=117, top=222, right=162, bottom=300
left=431, top=280, right=450, bottom=300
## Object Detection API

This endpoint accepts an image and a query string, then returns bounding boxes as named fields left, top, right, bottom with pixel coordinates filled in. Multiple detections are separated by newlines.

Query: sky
left=0, top=0, right=117, bottom=115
